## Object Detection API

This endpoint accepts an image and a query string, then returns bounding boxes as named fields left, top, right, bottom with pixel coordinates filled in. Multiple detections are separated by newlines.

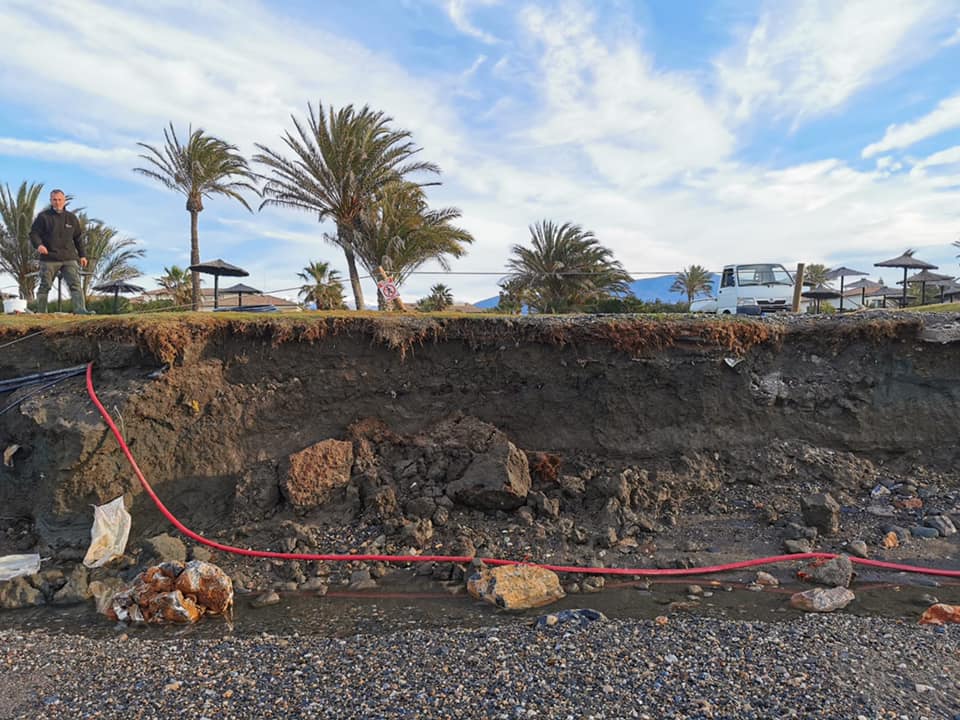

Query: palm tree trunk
left=339, top=226, right=364, bottom=310
left=19, top=272, right=34, bottom=302
left=190, top=210, right=200, bottom=311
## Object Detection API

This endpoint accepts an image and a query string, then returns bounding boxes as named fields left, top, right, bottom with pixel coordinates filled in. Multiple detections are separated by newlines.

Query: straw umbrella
left=845, top=277, right=881, bottom=308
left=801, top=285, right=841, bottom=313
left=825, top=266, right=869, bottom=311
left=901, top=270, right=952, bottom=305
left=219, top=282, right=262, bottom=308
left=92, top=280, right=145, bottom=314
left=874, top=250, right=937, bottom=307
left=187, top=259, right=249, bottom=309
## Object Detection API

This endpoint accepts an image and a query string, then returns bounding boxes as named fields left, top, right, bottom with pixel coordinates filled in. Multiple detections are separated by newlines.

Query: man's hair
left=50, top=189, right=65, bottom=197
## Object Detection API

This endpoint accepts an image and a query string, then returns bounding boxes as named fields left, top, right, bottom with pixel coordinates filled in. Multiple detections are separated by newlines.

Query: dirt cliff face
left=1, top=313, right=959, bottom=572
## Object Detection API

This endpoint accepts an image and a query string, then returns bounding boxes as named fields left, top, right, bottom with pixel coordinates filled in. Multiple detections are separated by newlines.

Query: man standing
left=29, top=189, right=93, bottom=314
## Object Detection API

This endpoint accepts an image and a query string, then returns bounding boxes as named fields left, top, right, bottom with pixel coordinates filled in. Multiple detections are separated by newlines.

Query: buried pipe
left=84, top=363, right=960, bottom=579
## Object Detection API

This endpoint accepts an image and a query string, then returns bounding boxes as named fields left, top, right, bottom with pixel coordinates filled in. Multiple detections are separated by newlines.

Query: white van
left=691, top=263, right=796, bottom=315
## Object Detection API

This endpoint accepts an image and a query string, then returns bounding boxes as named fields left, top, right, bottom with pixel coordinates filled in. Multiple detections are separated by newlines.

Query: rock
left=882, top=525, right=911, bottom=543
left=467, top=565, right=565, bottom=610
left=405, top=496, right=436, bottom=520
left=800, top=493, right=841, bottom=536
left=51, top=565, right=90, bottom=605
left=528, top=491, right=560, bottom=520
left=881, top=531, right=899, bottom=549
left=0, top=577, right=45, bottom=609
left=400, top=518, right=434, bottom=547
left=281, top=439, right=354, bottom=509
left=924, top=516, right=957, bottom=537
left=232, top=461, right=280, bottom=521
left=910, top=526, right=939, bottom=539
left=784, top=538, right=813, bottom=554
left=789, top=586, right=855, bottom=613
left=446, top=438, right=531, bottom=511
left=105, top=561, right=233, bottom=623
left=919, top=603, right=960, bottom=625
left=535, top=608, right=607, bottom=629
left=142, top=533, right=188, bottom=564
left=190, top=545, right=214, bottom=562
left=799, top=556, right=853, bottom=587
left=755, top=571, right=779, bottom=587
left=174, top=560, right=234, bottom=615
left=847, top=540, right=869, bottom=559
left=583, top=576, right=605, bottom=593
left=783, top=522, right=817, bottom=541
left=249, top=591, right=280, bottom=609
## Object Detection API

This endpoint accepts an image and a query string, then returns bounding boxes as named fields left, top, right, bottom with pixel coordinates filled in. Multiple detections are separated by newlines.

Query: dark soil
left=1, top=312, right=959, bottom=595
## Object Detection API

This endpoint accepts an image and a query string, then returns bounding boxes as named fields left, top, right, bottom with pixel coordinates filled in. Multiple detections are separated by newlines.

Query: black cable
left=0, top=373, right=85, bottom=416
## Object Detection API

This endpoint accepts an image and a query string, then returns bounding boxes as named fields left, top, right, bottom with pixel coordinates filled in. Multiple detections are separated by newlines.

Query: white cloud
left=0, top=138, right=138, bottom=167
left=862, top=94, right=960, bottom=157
left=444, top=0, right=500, bottom=44
left=520, top=3, right=734, bottom=186
left=716, top=0, right=951, bottom=124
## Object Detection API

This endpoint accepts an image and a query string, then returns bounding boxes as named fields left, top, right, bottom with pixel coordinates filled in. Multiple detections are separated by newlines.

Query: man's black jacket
left=29, top=208, right=85, bottom=262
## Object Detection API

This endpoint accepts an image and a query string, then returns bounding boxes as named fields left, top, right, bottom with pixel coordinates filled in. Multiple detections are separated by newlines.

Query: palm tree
left=418, top=283, right=454, bottom=312
left=506, top=220, right=632, bottom=313
left=352, top=182, right=473, bottom=309
left=803, top=263, right=830, bottom=287
left=76, top=213, right=145, bottom=296
left=670, top=264, right=714, bottom=305
left=156, top=265, right=195, bottom=309
left=298, top=260, right=346, bottom=310
left=255, top=101, right=439, bottom=310
left=496, top=277, right=527, bottom=314
left=0, top=181, right=44, bottom=300
left=134, top=123, right=257, bottom=310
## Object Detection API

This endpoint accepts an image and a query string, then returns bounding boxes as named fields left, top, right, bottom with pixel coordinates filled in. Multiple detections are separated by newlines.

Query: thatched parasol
left=220, top=283, right=262, bottom=308
left=874, top=250, right=937, bottom=307
left=92, top=280, right=145, bottom=314
left=801, top=285, right=841, bottom=313
left=825, top=266, right=869, bottom=311
left=187, top=259, right=249, bottom=309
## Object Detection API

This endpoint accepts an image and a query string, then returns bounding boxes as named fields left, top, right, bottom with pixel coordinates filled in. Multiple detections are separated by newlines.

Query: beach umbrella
left=220, top=282, right=262, bottom=308
left=898, top=270, right=953, bottom=305
left=825, top=267, right=869, bottom=312
left=92, top=280, right=145, bottom=314
left=874, top=250, right=937, bottom=308
left=866, top=285, right=908, bottom=309
left=844, top=277, right=881, bottom=307
left=187, top=259, right=249, bottom=309
left=801, top=285, right=841, bottom=314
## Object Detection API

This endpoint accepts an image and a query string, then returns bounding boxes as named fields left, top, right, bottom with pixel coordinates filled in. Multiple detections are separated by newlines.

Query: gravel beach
left=2, top=614, right=958, bottom=719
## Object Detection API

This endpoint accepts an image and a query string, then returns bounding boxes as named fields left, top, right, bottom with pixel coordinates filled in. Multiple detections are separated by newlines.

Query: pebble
left=0, top=614, right=956, bottom=719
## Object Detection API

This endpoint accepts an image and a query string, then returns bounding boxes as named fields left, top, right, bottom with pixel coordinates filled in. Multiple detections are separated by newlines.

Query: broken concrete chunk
left=446, top=437, right=531, bottom=511
left=789, top=586, right=855, bottom=613
left=800, top=493, right=841, bottom=536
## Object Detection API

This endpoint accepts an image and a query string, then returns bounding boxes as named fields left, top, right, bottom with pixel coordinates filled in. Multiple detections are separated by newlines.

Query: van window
left=721, top=269, right=735, bottom=288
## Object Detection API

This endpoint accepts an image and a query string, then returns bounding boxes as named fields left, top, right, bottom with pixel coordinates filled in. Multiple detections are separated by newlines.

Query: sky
left=2, top=0, right=960, bottom=304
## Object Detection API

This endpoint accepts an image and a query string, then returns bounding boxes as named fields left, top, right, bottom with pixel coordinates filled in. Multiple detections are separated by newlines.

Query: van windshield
left=736, top=264, right=794, bottom=286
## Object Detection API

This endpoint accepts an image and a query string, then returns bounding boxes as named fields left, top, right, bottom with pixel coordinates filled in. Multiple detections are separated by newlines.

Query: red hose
left=85, top=363, right=960, bottom=578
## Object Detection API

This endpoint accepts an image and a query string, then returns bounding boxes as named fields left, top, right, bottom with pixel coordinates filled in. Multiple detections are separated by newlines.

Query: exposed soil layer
left=1, top=312, right=959, bottom=595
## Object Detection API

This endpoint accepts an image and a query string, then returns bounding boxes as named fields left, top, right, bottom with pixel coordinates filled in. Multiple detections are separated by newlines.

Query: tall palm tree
left=134, top=123, right=257, bottom=310
left=0, top=181, right=44, bottom=300
left=298, top=260, right=346, bottom=310
left=254, top=101, right=439, bottom=310
left=506, top=220, right=632, bottom=313
left=156, top=265, right=195, bottom=309
left=76, top=213, right=145, bottom=296
left=418, top=283, right=454, bottom=312
left=353, top=182, right=473, bottom=309
left=670, top=264, right=714, bottom=305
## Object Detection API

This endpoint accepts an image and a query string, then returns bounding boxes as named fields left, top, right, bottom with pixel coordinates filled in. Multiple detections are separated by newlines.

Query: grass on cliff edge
left=0, top=310, right=919, bottom=365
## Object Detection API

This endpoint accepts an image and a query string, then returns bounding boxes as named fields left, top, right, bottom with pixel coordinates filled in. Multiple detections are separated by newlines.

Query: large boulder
left=798, top=555, right=853, bottom=587
left=0, top=577, right=45, bottom=609
left=446, top=437, right=531, bottom=510
left=800, top=493, right=841, bottom=536
left=919, top=603, right=960, bottom=625
left=281, top=439, right=354, bottom=510
left=467, top=564, right=565, bottom=610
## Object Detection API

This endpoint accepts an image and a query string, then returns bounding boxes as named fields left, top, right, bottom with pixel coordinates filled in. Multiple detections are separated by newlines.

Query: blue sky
left=1, top=0, right=960, bottom=304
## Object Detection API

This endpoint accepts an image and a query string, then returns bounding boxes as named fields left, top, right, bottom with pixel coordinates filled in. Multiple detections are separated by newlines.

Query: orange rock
left=919, top=603, right=960, bottom=625
left=282, top=439, right=354, bottom=509
left=467, top=565, right=565, bottom=610
left=175, top=560, right=234, bottom=616
left=882, top=531, right=899, bottom=549
left=147, top=590, right=202, bottom=624
left=655, top=615, right=669, bottom=625
left=894, top=497, right=922, bottom=510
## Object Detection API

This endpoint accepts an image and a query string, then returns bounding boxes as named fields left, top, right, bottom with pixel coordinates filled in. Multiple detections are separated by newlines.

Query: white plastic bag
left=0, top=553, right=41, bottom=581
left=83, top=496, right=131, bottom=568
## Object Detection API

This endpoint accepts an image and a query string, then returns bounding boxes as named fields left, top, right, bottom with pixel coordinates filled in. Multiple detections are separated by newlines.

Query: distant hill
left=474, top=273, right=720, bottom=309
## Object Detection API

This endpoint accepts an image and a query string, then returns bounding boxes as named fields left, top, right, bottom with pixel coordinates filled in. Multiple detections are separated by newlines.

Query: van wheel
left=721, top=310, right=731, bottom=315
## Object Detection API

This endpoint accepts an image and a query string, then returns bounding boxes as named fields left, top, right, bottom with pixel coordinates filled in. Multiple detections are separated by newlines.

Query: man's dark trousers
left=36, top=260, right=88, bottom=313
